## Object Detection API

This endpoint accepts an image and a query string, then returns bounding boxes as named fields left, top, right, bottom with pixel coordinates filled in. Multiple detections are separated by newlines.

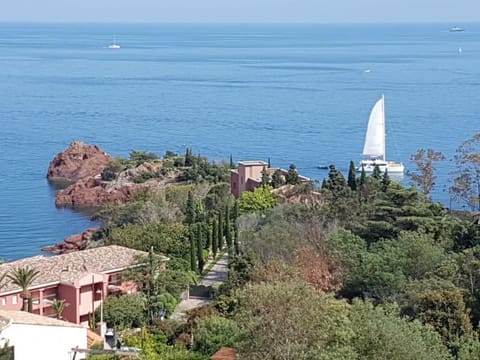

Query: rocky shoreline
left=44, top=141, right=183, bottom=254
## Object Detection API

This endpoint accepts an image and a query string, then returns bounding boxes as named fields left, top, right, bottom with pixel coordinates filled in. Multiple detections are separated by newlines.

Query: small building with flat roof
left=0, top=309, right=87, bottom=359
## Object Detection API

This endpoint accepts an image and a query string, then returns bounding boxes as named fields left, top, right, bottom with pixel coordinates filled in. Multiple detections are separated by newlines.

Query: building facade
left=0, top=246, right=166, bottom=326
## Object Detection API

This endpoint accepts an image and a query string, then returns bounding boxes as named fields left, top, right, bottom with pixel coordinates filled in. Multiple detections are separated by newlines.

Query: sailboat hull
left=356, top=160, right=404, bottom=173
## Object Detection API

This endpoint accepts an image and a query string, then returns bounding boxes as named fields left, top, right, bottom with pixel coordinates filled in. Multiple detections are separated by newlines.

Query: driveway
left=171, top=252, right=229, bottom=321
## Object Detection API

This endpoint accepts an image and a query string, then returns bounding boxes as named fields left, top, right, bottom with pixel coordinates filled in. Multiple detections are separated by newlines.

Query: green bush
left=193, top=315, right=239, bottom=355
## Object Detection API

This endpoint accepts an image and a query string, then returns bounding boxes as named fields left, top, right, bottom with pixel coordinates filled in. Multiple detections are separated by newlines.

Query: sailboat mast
left=382, top=94, right=386, bottom=161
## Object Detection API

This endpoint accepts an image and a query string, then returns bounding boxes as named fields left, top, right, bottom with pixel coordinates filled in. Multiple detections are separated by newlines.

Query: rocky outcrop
left=54, top=161, right=183, bottom=208
left=47, top=141, right=110, bottom=182
left=55, top=177, right=144, bottom=208
left=42, top=228, right=99, bottom=254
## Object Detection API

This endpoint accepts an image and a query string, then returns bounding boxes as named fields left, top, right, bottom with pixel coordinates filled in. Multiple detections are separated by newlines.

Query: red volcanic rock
left=55, top=177, right=143, bottom=208
left=42, top=228, right=99, bottom=254
left=47, top=141, right=110, bottom=182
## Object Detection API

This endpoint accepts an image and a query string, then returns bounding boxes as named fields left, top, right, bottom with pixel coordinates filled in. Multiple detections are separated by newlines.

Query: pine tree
left=196, top=223, right=204, bottom=273
left=217, top=210, right=224, bottom=251
left=285, top=163, right=300, bottom=185
left=189, top=228, right=196, bottom=272
left=185, top=190, right=195, bottom=224
left=347, top=160, right=357, bottom=191
left=271, top=168, right=285, bottom=189
left=212, top=219, right=218, bottom=257
left=225, top=205, right=232, bottom=248
left=325, top=165, right=347, bottom=190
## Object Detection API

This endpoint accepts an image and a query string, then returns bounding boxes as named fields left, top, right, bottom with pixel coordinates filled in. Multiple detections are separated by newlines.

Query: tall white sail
left=362, top=96, right=385, bottom=159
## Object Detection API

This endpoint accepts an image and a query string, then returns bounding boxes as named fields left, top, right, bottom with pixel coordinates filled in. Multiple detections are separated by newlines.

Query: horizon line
left=0, top=20, right=477, bottom=26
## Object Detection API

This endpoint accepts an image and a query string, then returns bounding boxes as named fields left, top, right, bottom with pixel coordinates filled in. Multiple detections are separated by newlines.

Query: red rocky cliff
left=47, top=141, right=110, bottom=182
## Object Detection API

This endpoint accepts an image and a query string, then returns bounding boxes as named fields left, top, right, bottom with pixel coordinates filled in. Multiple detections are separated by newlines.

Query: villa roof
left=238, top=160, right=267, bottom=166
left=0, top=245, right=154, bottom=295
left=0, top=310, right=85, bottom=328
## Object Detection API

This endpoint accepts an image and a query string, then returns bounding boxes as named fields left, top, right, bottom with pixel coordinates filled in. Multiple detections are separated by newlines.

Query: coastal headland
left=45, top=141, right=186, bottom=253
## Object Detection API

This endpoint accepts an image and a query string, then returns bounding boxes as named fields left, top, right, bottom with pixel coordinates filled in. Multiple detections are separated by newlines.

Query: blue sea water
left=1, top=22, right=479, bottom=260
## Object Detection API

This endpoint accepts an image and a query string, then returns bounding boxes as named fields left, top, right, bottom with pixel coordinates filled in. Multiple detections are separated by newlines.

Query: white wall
left=2, top=323, right=87, bottom=360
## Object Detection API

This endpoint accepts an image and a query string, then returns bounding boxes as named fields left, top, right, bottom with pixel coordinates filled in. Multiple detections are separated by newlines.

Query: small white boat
left=450, top=27, right=464, bottom=32
left=108, top=35, right=121, bottom=49
left=356, top=95, right=404, bottom=174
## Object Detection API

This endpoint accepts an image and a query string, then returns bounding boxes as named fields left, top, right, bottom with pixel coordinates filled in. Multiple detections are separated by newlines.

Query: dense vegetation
left=88, top=135, right=480, bottom=359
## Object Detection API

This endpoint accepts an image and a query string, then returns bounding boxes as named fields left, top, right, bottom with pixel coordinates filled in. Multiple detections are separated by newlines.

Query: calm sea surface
left=1, top=23, right=479, bottom=260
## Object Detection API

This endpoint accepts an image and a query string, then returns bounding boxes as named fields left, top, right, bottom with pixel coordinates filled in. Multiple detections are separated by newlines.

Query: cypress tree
left=321, top=178, right=327, bottom=189
left=217, top=210, right=224, bottom=251
left=261, top=166, right=270, bottom=187
left=185, top=147, right=193, bottom=167
left=185, top=190, right=195, bottom=224
left=225, top=205, right=232, bottom=249
left=372, top=164, right=381, bottom=179
left=381, top=169, right=391, bottom=192
left=189, top=228, right=196, bottom=272
left=347, top=160, right=357, bottom=191
left=229, top=154, right=234, bottom=169
left=234, top=229, right=239, bottom=255
left=207, top=223, right=213, bottom=253
left=233, top=200, right=239, bottom=255
left=196, top=223, right=204, bottom=273
left=359, top=165, right=367, bottom=187
left=212, top=219, right=218, bottom=257
left=267, top=157, right=271, bottom=168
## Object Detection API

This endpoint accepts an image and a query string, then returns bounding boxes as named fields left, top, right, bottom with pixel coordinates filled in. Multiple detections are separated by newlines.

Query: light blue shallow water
left=1, top=23, right=479, bottom=260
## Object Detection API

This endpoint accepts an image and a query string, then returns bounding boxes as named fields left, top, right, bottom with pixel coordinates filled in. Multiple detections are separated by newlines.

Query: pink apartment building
left=0, top=245, right=166, bottom=326
left=230, top=160, right=310, bottom=198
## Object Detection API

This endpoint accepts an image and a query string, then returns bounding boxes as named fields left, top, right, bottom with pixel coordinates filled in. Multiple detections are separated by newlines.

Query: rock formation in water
left=51, top=149, right=183, bottom=208
left=47, top=141, right=111, bottom=182
left=41, top=227, right=99, bottom=254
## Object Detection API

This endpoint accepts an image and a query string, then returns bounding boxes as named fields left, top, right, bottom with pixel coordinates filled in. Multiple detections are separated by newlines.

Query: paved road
left=171, top=252, right=229, bottom=321
left=200, top=253, right=229, bottom=287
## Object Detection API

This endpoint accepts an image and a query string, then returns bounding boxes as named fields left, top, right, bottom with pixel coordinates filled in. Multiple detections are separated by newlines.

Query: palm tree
left=7, top=267, right=40, bottom=312
left=51, top=299, right=68, bottom=319
left=0, top=272, right=8, bottom=291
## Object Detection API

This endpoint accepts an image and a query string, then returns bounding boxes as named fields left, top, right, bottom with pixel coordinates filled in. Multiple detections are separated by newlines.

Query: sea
left=0, top=22, right=479, bottom=260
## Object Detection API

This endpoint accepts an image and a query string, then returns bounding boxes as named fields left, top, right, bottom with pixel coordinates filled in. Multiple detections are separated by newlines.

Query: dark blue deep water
left=1, top=23, right=479, bottom=260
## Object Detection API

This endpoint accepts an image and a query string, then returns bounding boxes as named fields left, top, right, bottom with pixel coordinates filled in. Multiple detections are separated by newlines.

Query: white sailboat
left=356, top=95, right=404, bottom=173
left=108, top=35, right=121, bottom=49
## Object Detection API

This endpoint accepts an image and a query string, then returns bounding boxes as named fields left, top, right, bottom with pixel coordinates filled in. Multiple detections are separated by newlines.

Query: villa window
left=43, top=293, right=57, bottom=305
left=109, top=273, right=122, bottom=286
left=12, top=296, right=17, bottom=305
left=1, top=298, right=5, bottom=306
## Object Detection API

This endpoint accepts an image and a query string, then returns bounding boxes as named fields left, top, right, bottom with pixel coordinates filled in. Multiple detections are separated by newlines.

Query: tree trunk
left=22, top=297, right=29, bottom=312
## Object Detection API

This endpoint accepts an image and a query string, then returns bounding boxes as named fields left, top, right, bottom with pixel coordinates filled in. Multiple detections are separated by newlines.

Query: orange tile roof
left=0, top=245, right=154, bottom=294
left=211, top=347, right=237, bottom=360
